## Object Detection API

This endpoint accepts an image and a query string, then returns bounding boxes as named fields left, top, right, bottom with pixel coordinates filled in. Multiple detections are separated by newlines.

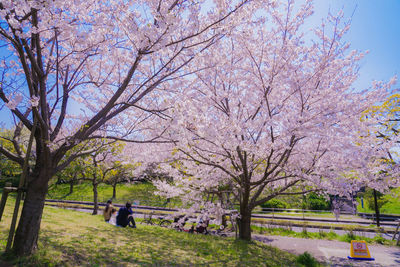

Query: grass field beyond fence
left=47, top=182, right=179, bottom=207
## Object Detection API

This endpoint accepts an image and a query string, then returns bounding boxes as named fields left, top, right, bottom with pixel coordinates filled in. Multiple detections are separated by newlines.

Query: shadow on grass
left=2, top=219, right=298, bottom=266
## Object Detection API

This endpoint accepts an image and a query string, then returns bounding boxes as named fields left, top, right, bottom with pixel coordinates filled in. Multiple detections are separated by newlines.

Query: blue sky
left=311, top=0, right=400, bottom=92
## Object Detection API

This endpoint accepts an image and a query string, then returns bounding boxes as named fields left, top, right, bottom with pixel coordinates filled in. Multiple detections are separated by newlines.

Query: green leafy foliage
left=357, top=187, right=400, bottom=214
left=296, top=252, right=319, bottom=267
left=0, top=128, right=23, bottom=180
left=364, top=188, right=387, bottom=210
left=305, top=193, right=331, bottom=211
left=260, top=199, right=288, bottom=209
left=260, top=193, right=331, bottom=211
left=0, top=176, right=19, bottom=187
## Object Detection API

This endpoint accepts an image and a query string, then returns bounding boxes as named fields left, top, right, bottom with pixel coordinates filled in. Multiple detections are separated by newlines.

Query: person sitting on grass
left=103, top=199, right=116, bottom=223
left=116, top=201, right=136, bottom=228
left=195, top=218, right=209, bottom=234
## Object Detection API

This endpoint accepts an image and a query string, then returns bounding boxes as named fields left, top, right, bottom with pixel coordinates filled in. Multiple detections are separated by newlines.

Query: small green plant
left=326, top=229, right=338, bottom=240
left=342, top=225, right=358, bottom=242
left=373, top=234, right=386, bottom=244
left=300, top=226, right=309, bottom=238
left=318, top=229, right=327, bottom=238
left=296, top=252, right=319, bottom=267
left=341, top=229, right=364, bottom=243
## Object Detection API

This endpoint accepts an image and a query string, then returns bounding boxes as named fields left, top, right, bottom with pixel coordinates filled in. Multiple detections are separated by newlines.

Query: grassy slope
left=0, top=198, right=299, bottom=266
left=47, top=182, right=179, bottom=207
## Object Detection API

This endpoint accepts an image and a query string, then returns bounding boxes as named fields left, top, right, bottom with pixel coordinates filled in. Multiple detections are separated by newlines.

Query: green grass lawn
left=0, top=197, right=301, bottom=266
left=46, top=182, right=181, bottom=207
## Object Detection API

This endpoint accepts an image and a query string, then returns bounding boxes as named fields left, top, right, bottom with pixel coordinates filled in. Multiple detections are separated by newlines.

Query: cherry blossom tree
left=153, top=0, right=398, bottom=240
left=0, top=0, right=258, bottom=255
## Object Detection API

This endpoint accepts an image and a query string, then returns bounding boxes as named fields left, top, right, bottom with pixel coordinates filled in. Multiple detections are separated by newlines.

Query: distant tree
left=104, top=160, right=137, bottom=200
left=48, top=144, right=92, bottom=198
left=49, top=161, right=82, bottom=198
left=0, top=129, right=23, bottom=180
left=81, top=141, right=124, bottom=215
left=366, top=94, right=400, bottom=140
left=363, top=93, right=400, bottom=172
left=361, top=94, right=400, bottom=226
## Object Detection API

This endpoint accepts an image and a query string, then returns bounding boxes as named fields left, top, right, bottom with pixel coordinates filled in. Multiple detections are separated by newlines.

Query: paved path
left=254, top=235, right=400, bottom=266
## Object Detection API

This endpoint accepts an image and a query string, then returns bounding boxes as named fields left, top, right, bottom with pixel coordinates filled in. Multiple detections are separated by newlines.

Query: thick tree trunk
left=112, top=184, right=116, bottom=199
left=13, top=169, right=51, bottom=256
left=238, top=178, right=252, bottom=241
left=238, top=209, right=252, bottom=240
left=373, top=189, right=380, bottom=227
left=92, top=182, right=98, bottom=215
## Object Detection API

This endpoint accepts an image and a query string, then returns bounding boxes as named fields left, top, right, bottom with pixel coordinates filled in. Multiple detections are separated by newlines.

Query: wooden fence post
left=0, top=182, right=12, bottom=221
left=5, top=118, right=37, bottom=252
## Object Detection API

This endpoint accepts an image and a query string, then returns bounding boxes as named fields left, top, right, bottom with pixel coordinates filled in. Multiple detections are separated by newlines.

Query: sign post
left=348, top=240, right=374, bottom=261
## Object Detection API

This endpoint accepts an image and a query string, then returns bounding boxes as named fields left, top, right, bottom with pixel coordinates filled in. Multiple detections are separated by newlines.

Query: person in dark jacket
left=116, top=201, right=136, bottom=228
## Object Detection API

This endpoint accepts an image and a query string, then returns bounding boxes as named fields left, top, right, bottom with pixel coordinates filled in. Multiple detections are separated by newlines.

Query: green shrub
left=306, top=193, right=330, bottom=210
left=296, top=252, right=319, bottom=267
left=0, top=176, right=20, bottom=188
left=260, top=199, right=288, bottom=209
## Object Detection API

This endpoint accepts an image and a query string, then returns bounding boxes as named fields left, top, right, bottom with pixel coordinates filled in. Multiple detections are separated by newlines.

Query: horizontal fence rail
left=45, top=199, right=399, bottom=229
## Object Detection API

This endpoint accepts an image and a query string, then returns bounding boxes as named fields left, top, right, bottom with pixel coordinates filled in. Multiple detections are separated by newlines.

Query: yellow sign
left=348, top=240, right=374, bottom=261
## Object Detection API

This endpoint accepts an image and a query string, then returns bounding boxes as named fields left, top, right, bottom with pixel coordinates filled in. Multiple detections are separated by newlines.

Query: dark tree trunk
left=13, top=168, right=52, bottom=256
left=112, top=183, right=116, bottom=199
left=373, top=189, right=380, bottom=227
left=69, top=181, right=74, bottom=195
left=92, top=181, right=98, bottom=215
left=238, top=190, right=252, bottom=240
left=238, top=209, right=252, bottom=240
